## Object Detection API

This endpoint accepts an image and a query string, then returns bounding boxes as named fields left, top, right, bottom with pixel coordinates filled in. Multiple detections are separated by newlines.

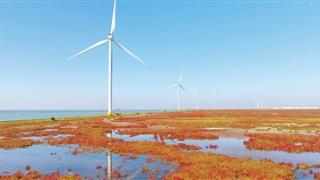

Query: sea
left=0, top=110, right=168, bottom=122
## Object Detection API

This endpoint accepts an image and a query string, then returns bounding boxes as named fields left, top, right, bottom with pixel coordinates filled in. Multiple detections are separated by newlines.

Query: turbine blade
left=110, top=0, right=117, bottom=34
left=179, top=85, right=189, bottom=94
left=113, top=39, right=151, bottom=69
left=179, top=68, right=183, bottom=82
left=170, top=84, right=178, bottom=88
left=66, top=39, right=109, bottom=61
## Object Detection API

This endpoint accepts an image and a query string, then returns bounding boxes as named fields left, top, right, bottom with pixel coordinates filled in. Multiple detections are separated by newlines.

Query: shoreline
left=0, top=109, right=171, bottom=122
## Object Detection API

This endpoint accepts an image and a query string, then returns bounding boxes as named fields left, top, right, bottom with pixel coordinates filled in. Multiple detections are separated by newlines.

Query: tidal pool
left=0, top=144, right=174, bottom=179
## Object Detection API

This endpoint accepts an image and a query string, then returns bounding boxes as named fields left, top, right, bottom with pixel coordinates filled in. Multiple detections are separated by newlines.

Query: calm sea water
left=0, top=110, right=168, bottom=121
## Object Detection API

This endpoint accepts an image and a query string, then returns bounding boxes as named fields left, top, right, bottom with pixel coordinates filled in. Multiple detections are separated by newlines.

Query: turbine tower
left=195, top=89, right=199, bottom=110
left=171, top=69, right=188, bottom=111
left=257, top=100, right=264, bottom=110
left=233, top=99, right=237, bottom=109
left=66, top=0, right=150, bottom=117
left=212, top=92, right=217, bottom=110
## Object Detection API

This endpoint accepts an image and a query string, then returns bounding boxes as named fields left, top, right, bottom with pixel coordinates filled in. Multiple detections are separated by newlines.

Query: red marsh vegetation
left=0, top=110, right=320, bottom=179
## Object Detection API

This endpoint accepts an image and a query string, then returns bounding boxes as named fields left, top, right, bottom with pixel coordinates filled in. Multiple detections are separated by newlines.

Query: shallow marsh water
left=113, top=132, right=320, bottom=164
left=113, top=132, right=320, bottom=179
left=0, top=130, right=319, bottom=179
left=0, top=144, right=174, bottom=179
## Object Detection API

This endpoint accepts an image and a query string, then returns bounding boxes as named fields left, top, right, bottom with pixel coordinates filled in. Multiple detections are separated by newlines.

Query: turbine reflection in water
left=106, top=131, right=112, bottom=180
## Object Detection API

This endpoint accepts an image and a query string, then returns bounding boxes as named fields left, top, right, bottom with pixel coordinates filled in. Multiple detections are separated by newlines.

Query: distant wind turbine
left=233, top=99, right=238, bottom=109
left=66, top=0, right=150, bottom=117
left=257, top=100, right=264, bottom=110
left=194, top=89, right=199, bottom=110
left=212, top=92, right=217, bottom=110
left=171, top=69, right=188, bottom=111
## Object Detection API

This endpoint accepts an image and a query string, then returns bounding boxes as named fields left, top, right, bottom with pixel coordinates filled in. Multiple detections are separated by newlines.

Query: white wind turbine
left=66, top=0, right=150, bottom=117
left=194, top=88, right=199, bottom=110
left=257, top=100, right=264, bottom=110
left=171, top=69, right=188, bottom=111
left=212, top=92, right=217, bottom=110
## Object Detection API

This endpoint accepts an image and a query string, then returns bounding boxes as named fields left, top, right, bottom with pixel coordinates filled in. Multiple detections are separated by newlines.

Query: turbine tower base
left=107, top=112, right=113, bottom=117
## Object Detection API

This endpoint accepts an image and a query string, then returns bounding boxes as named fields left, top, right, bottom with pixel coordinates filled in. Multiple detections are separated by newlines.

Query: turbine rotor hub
left=108, top=34, right=113, bottom=40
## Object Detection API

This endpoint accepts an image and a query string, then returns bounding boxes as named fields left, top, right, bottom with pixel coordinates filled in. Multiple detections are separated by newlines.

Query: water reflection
left=0, top=132, right=173, bottom=179
left=106, top=131, right=112, bottom=180
left=113, top=132, right=320, bottom=165
left=113, top=132, right=320, bottom=179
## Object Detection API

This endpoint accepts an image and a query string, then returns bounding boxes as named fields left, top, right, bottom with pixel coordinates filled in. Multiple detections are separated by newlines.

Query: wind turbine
left=171, top=69, right=188, bottom=111
left=257, top=100, right=264, bottom=110
left=212, top=92, right=217, bottom=110
left=233, top=99, right=238, bottom=109
left=66, top=0, right=150, bottom=117
left=194, top=89, right=199, bottom=110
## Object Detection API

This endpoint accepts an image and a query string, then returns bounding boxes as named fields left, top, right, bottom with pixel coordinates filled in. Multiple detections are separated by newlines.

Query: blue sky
left=0, top=0, right=319, bottom=110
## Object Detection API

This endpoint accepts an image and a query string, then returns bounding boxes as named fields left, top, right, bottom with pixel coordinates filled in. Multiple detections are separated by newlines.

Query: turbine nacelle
left=108, top=34, right=113, bottom=40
